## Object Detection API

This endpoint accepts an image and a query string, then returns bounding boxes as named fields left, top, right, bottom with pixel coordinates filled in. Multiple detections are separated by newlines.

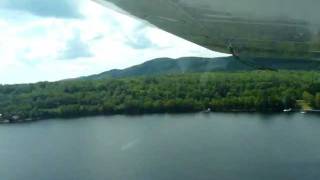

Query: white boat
left=283, top=108, right=292, bottom=112
left=203, top=108, right=211, bottom=113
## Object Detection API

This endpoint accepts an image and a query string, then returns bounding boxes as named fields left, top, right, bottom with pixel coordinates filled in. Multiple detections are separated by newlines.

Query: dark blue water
left=0, top=113, right=320, bottom=180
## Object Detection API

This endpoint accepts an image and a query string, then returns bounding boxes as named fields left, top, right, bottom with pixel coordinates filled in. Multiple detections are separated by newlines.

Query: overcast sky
left=0, top=0, right=227, bottom=84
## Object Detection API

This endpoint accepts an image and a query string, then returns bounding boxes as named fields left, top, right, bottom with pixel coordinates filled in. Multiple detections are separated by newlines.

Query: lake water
left=0, top=113, right=320, bottom=180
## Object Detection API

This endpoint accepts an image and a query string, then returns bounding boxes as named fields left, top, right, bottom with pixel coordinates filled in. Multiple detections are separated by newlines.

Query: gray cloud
left=60, top=31, right=93, bottom=60
left=125, top=33, right=155, bottom=49
left=91, top=34, right=105, bottom=41
left=0, top=0, right=82, bottom=18
left=124, top=24, right=158, bottom=50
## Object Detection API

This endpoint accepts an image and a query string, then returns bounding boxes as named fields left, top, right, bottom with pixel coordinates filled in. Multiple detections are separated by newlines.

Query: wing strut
left=228, top=43, right=278, bottom=72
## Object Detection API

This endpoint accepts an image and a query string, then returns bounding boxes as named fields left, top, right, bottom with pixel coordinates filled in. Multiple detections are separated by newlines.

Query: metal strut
left=228, top=43, right=278, bottom=72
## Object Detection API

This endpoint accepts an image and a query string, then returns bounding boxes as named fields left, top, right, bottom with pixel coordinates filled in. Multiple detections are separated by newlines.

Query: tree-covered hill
left=82, top=56, right=320, bottom=80
left=1, top=71, right=320, bottom=122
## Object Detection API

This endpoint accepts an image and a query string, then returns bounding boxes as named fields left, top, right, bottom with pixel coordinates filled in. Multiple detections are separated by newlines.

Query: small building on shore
left=12, top=115, right=20, bottom=121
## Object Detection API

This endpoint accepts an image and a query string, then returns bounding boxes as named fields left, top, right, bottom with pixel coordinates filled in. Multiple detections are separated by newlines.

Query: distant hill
left=82, top=56, right=320, bottom=80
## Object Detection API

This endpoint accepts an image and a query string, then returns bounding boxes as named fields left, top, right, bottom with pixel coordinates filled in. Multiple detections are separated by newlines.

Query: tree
left=315, top=93, right=320, bottom=108
left=303, top=91, right=314, bottom=105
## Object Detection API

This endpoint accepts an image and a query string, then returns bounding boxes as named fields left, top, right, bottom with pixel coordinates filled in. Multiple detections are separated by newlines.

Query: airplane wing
left=94, top=0, right=320, bottom=60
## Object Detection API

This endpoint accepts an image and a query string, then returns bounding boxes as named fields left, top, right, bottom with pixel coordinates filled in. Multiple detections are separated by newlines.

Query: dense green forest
left=1, top=71, right=320, bottom=122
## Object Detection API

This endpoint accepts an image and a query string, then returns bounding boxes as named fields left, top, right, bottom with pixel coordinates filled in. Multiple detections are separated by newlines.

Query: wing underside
left=95, top=0, right=320, bottom=60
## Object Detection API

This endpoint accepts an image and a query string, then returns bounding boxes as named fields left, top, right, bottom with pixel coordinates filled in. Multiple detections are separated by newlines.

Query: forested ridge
left=1, top=71, right=320, bottom=122
left=82, top=56, right=320, bottom=80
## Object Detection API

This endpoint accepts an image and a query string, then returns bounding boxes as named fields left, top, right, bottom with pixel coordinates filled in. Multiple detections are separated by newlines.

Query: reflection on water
left=0, top=113, right=319, bottom=180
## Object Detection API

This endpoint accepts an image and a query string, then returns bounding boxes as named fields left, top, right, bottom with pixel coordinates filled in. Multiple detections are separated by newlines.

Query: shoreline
left=1, top=109, right=319, bottom=124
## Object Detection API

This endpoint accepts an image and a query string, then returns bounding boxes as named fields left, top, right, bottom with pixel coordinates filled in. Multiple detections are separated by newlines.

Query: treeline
left=0, top=71, right=320, bottom=120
